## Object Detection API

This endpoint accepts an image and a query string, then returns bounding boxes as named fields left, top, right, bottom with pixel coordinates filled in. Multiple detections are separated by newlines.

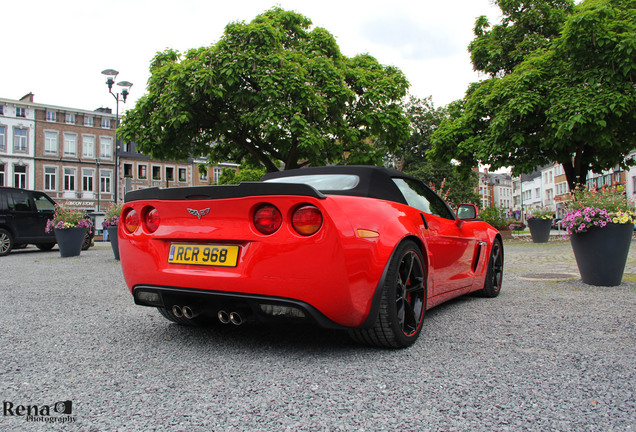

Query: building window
left=82, top=168, right=94, bottom=192
left=14, top=165, right=27, bottom=188
left=213, top=167, right=222, bottom=183
left=178, top=168, right=187, bottom=182
left=16, top=107, right=26, bottom=118
left=199, top=169, right=208, bottom=181
left=101, top=118, right=111, bottom=129
left=0, top=105, right=3, bottom=115
left=100, top=137, right=113, bottom=159
left=63, top=168, right=76, bottom=191
left=66, top=113, right=76, bottom=124
left=100, top=170, right=112, bottom=193
left=82, top=135, right=95, bottom=158
left=13, top=128, right=28, bottom=152
left=0, top=163, right=4, bottom=186
left=166, top=167, right=174, bottom=181
left=152, top=166, right=161, bottom=180
left=138, top=164, right=147, bottom=179
left=63, top=133, right=77, bottom=156
left=44, top=166, right=57, bottom=191
left=44, top=131, right=58, bottom=154
left=123, top=163, right=133, bottom=178
left=84, top=116, right=94, bottom=127
left=0, top=126, right=5, bottom=151
left=46, top=111, right=57, bottom=122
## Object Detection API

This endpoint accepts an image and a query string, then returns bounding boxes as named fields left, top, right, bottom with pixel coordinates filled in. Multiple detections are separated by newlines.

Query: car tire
left=477, top=239, right=503, bottom=298
left=349, top=240, right=426, bottom=349
left=0, top=229, right=14, bottom=256
left=36, top=243, right=56, bottom=251
left=81, top=233, right=92, bottom=250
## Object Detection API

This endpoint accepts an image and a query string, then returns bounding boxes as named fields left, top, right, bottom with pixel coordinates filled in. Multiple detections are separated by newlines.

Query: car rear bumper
left=133, top=284, right=347, bottom=329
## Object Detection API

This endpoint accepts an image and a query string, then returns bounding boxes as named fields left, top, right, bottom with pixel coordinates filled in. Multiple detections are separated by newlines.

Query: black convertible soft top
left=125, top=165, right=419, bottom=206
left=262, top=165, right=418, bottom=205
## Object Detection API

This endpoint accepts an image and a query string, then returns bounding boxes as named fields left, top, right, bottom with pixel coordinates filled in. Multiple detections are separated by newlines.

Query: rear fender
left=355, top=236, right=428, bottom=329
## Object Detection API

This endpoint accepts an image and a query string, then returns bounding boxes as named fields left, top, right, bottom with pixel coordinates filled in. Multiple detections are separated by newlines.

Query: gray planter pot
left=570, top=223, right=632, bottom=286
left=527, top=218, right=551, bottom=243
left=54, top=227, right=87, bottom=258
left=107, top=226, right=120, bottom=260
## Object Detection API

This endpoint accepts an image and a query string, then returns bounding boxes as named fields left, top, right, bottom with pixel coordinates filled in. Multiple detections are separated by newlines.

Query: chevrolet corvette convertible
left=119, top=166, right=503, bottom=348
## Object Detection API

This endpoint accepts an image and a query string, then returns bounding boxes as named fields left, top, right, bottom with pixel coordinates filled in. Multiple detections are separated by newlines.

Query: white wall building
left=541, top=164, right=556, bottom=210
left=520, top=171, right=543, bottom=216
left=625, top=151, right=636, bottom=203
left=0, top=96, right=36, bottom=189
left=491, top=174, right=513, bottom=211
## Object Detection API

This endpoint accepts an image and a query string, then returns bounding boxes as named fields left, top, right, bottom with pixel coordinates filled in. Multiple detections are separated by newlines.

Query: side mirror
left=457, top=204, right=478, bottom=221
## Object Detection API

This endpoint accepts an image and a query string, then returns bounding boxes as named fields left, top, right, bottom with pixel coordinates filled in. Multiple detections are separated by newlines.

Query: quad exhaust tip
left=175, top=306, right=247, bottom=325
left=217, top=310, right=245, bottom=325
left=217, top=310, right=230, bottom=324
left=172, top=305, right=198, bottom=320
left=172, top=305, right=184, bottom=318
left=229, top=311, right=243, bottom=326
left=182, top=306, right=196, bottom=319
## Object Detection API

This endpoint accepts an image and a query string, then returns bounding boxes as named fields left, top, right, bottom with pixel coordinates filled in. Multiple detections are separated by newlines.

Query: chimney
left=20, top=92, right=34, bottom=102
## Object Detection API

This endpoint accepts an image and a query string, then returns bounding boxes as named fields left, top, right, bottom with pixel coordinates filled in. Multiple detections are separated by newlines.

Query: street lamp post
left=96, top=157, right=100, bottom=211
left=101, top=69, right=132, bottom=204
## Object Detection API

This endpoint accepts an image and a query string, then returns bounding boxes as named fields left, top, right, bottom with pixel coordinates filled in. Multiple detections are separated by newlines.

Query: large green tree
left=469, top=0, right=574, bottom=76
left=430, top=0, right=636, bottom=190
left=119, top=8, right=410, bottom=172
left=391, top=96, right=479, bottom=207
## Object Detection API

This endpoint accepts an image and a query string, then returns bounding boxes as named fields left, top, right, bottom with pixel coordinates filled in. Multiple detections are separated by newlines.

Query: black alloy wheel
left=349, top=240, right=426, bottom=348
left=81, top=233, right=92, bottom=250
left=479, top=239, right=503, bottom=298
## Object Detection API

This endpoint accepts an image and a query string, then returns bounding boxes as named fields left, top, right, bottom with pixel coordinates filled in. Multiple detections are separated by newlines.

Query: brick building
left=2, top=94, right=239, bottom=216
left=34, top=103, right=117, bottom=212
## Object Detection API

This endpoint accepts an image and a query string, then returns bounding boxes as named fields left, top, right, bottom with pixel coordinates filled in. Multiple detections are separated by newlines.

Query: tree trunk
left=562, top=144, right=590, bottom=192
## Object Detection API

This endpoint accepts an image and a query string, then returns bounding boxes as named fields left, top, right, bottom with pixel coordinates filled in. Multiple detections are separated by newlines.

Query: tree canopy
left=430, top=0, right=636, bottom=190
left=390, top=96, right=480, bottom=208
left=119, top=7, right=410, bottom=172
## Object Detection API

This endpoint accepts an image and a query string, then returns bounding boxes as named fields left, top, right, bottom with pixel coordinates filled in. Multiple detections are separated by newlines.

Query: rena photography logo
left=3, top=400, right=77, bottom=424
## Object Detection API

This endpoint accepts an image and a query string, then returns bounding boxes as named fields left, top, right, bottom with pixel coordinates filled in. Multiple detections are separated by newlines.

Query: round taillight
left=292, top=205, right=322, bottom=236
left=124, top=209, right=140, bottom=233
left=253, top=204, right=282, bottom=235
left=145, top=208, right=160, bottom=233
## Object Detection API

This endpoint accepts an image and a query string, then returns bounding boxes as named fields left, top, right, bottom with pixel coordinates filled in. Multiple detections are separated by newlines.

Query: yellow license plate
left=168, top=244, right=239, bottom=267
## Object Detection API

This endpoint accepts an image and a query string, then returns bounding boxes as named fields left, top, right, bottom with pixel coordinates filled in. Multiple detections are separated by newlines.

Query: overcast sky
left=2, top=0, right=501, bottom=114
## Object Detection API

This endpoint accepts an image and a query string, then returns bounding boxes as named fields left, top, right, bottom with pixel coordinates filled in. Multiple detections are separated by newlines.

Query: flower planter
left=498, top=229, right=513, bottom=240
left=527, top=218, right=551, bottom=243
left=107, top=226, right=120, bottom=260
left=570, top=223, right=632, bottom=286
left=54, top=227, right=87, bottom=258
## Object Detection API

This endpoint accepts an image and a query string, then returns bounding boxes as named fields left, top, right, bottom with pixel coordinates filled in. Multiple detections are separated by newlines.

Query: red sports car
left=119, top=166, right=503, bottom=348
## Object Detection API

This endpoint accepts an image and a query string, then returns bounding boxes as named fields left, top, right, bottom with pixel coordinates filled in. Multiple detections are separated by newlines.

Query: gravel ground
left=0, top=240, right=634, bottom=432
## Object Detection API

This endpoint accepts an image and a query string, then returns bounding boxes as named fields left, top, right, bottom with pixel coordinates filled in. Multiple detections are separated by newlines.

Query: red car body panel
left=119, top=166, right=501, bottom=329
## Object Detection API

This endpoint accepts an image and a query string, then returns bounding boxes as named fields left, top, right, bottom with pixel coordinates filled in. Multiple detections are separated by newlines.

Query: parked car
left=119, top=166, right=504, bottom=348
left=0, top=187, right=93, bottom=256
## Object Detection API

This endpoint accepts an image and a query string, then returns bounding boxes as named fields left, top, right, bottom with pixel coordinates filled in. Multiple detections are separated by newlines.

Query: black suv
left=0, top=187, right=93, bottom=256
